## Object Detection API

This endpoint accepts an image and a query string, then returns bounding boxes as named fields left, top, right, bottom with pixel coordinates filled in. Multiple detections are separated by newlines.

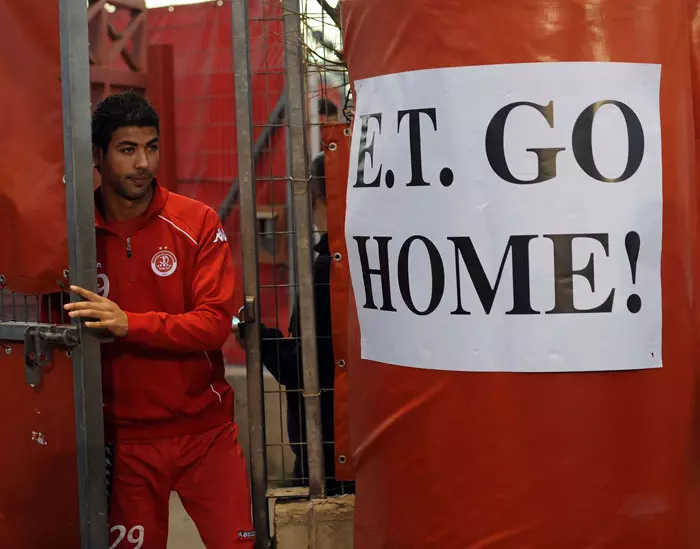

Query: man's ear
left=92, top=146, right=102, bottom=173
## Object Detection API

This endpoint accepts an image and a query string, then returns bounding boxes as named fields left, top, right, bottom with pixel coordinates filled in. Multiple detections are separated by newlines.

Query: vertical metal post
left=283, top=0, right=327, bottom=499
left=59, top=0, right=109, bottom=548
left=231, top=0, right=271, bottom=546
left=308, top=68, right=321, bottom=158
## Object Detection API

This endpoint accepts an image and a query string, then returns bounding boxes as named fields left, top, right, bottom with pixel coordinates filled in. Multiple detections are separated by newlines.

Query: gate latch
left=24, top=325, right=80, bottom=388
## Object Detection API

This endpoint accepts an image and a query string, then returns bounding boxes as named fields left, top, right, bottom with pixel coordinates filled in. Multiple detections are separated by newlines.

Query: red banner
left=341, top=0, right=700, bottom=547
left=0, top=1, right=67, bottom=295
left=323, top=123, right=354, bottom=480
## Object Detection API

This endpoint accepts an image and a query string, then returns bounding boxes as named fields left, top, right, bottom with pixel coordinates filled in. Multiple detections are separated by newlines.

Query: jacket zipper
left=126, top=237, right=132, bottom=258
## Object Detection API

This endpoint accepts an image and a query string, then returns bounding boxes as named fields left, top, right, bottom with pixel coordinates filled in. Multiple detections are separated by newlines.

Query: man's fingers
left=84, top=321, right=110, bottom=329
left=70, top=285, right=104, bottom=303
left=65, top=301, right=108, bottom=312
left=68, top=309, right=109, bottom=320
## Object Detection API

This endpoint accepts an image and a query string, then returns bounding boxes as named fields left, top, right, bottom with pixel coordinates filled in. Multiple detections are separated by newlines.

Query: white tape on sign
left=345, top=62, right=662, bottom=373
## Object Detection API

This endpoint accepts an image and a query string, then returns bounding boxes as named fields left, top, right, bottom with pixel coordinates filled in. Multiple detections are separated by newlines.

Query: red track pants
left=108, top=422, right=255, bottom=549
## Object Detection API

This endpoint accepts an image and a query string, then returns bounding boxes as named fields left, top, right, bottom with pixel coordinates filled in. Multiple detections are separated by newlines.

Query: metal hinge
left=24, top=325, right=80, bottom=388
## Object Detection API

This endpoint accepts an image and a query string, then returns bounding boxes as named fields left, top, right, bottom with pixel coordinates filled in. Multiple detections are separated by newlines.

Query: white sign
left=345, top=62, right=663, bottom=373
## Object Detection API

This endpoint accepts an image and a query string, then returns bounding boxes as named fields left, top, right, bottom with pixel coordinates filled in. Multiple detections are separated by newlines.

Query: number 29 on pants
left=110, top=525, right=145, bottom=549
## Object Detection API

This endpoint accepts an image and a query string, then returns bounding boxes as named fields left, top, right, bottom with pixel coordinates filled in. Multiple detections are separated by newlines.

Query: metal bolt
left=28, top=383, right=37, bottom=389
left=63, top=269, right=70, bottom=279
left=65, top=350, right=72, bottom=358
left=338, top=455, right=347, bottom=464
left=337, top=359, right=345, bottom=368
left=328, top=142, right=338, bottom=151
left=333, top=252, right=342, bottom=262
left=343, top=128, right=351, bottom=137
left=4, top=346, right=11, bottom=355
left=0, top=274, right=5, bottom=286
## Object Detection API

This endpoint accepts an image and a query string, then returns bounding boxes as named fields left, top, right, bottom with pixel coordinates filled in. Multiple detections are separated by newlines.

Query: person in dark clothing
left=318, top=98, right=339, bottom=123
left=239, top=152, right=353, bottom=496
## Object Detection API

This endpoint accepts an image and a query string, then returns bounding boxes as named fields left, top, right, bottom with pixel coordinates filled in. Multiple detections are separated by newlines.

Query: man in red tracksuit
left=63, top=90, right=255, bottom=548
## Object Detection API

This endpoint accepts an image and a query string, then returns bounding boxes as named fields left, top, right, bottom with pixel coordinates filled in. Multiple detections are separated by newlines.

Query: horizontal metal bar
left=0, top=322, right=71, bottom=342
left=265, top=486, right=310, bottom=500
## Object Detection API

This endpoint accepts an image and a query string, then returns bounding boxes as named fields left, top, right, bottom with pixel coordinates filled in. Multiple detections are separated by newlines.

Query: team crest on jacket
left=151, top=247, right=178, bottom=277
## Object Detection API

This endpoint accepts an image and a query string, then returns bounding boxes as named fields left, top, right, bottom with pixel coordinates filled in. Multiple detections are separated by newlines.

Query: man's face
left=94, top=126, right=159, bottom=201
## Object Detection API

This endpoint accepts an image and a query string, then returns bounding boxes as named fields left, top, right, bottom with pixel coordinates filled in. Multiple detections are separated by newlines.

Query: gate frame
left=60, top=0, right=110, bottom=546
left=282, top=0, right=327, bottom=501
left=231, top=0, right=272, bottom=547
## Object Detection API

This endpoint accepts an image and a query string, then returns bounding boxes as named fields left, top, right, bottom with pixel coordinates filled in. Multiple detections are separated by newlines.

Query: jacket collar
left=95, top=178, right=169, bottom=233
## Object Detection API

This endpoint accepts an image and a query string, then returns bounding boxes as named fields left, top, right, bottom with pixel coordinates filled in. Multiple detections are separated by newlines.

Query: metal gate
left=231, top=0, right=349, bottom=546
left=0, top=0, right=109, bottom=548
left=232, top=1, right=323, bottom=545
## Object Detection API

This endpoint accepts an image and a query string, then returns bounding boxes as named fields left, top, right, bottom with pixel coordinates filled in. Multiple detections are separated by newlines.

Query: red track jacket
left=95, top=181, right=235, bottom=441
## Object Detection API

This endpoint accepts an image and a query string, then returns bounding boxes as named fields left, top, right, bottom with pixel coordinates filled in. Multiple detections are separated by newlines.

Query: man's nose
left=134, top=148, right=148, bottom=170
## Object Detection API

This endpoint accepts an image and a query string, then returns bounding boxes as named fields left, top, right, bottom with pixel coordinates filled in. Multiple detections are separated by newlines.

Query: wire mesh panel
left=148, top=0, right=351, bottom=514
left=299, top=0, right=354, bottom=498
left=242, top=1, right=347, bottom=495
left=309, top=0, right=355, bottom=497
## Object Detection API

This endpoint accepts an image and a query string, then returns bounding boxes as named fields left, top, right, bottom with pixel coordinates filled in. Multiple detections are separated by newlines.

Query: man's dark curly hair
left=92, top=89, right=159, bottom=152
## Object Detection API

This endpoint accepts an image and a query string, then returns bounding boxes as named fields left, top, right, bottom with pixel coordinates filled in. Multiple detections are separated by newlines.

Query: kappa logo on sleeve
left=237, top=530, right=256, bottom=540
left=213, top=227, right=228, bottom=243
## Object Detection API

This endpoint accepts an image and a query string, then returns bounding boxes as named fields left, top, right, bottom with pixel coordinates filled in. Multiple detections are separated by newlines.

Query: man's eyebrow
left=115, top=137, right=159, bottom=147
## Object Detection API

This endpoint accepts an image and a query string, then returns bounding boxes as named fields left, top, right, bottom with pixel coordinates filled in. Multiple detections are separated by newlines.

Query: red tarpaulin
left=0, top=1, right=67, bottom=295
left=340, top=0, right=700, bottom=547
left=324, top=123, right=354, bottom=480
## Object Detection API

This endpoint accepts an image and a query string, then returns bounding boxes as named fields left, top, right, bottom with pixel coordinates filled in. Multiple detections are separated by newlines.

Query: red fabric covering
left=323, top=123, right=354, bottom=481
left=341, top=0, right=700, bottom=547
left=0, top=1, right=67, bottom=295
